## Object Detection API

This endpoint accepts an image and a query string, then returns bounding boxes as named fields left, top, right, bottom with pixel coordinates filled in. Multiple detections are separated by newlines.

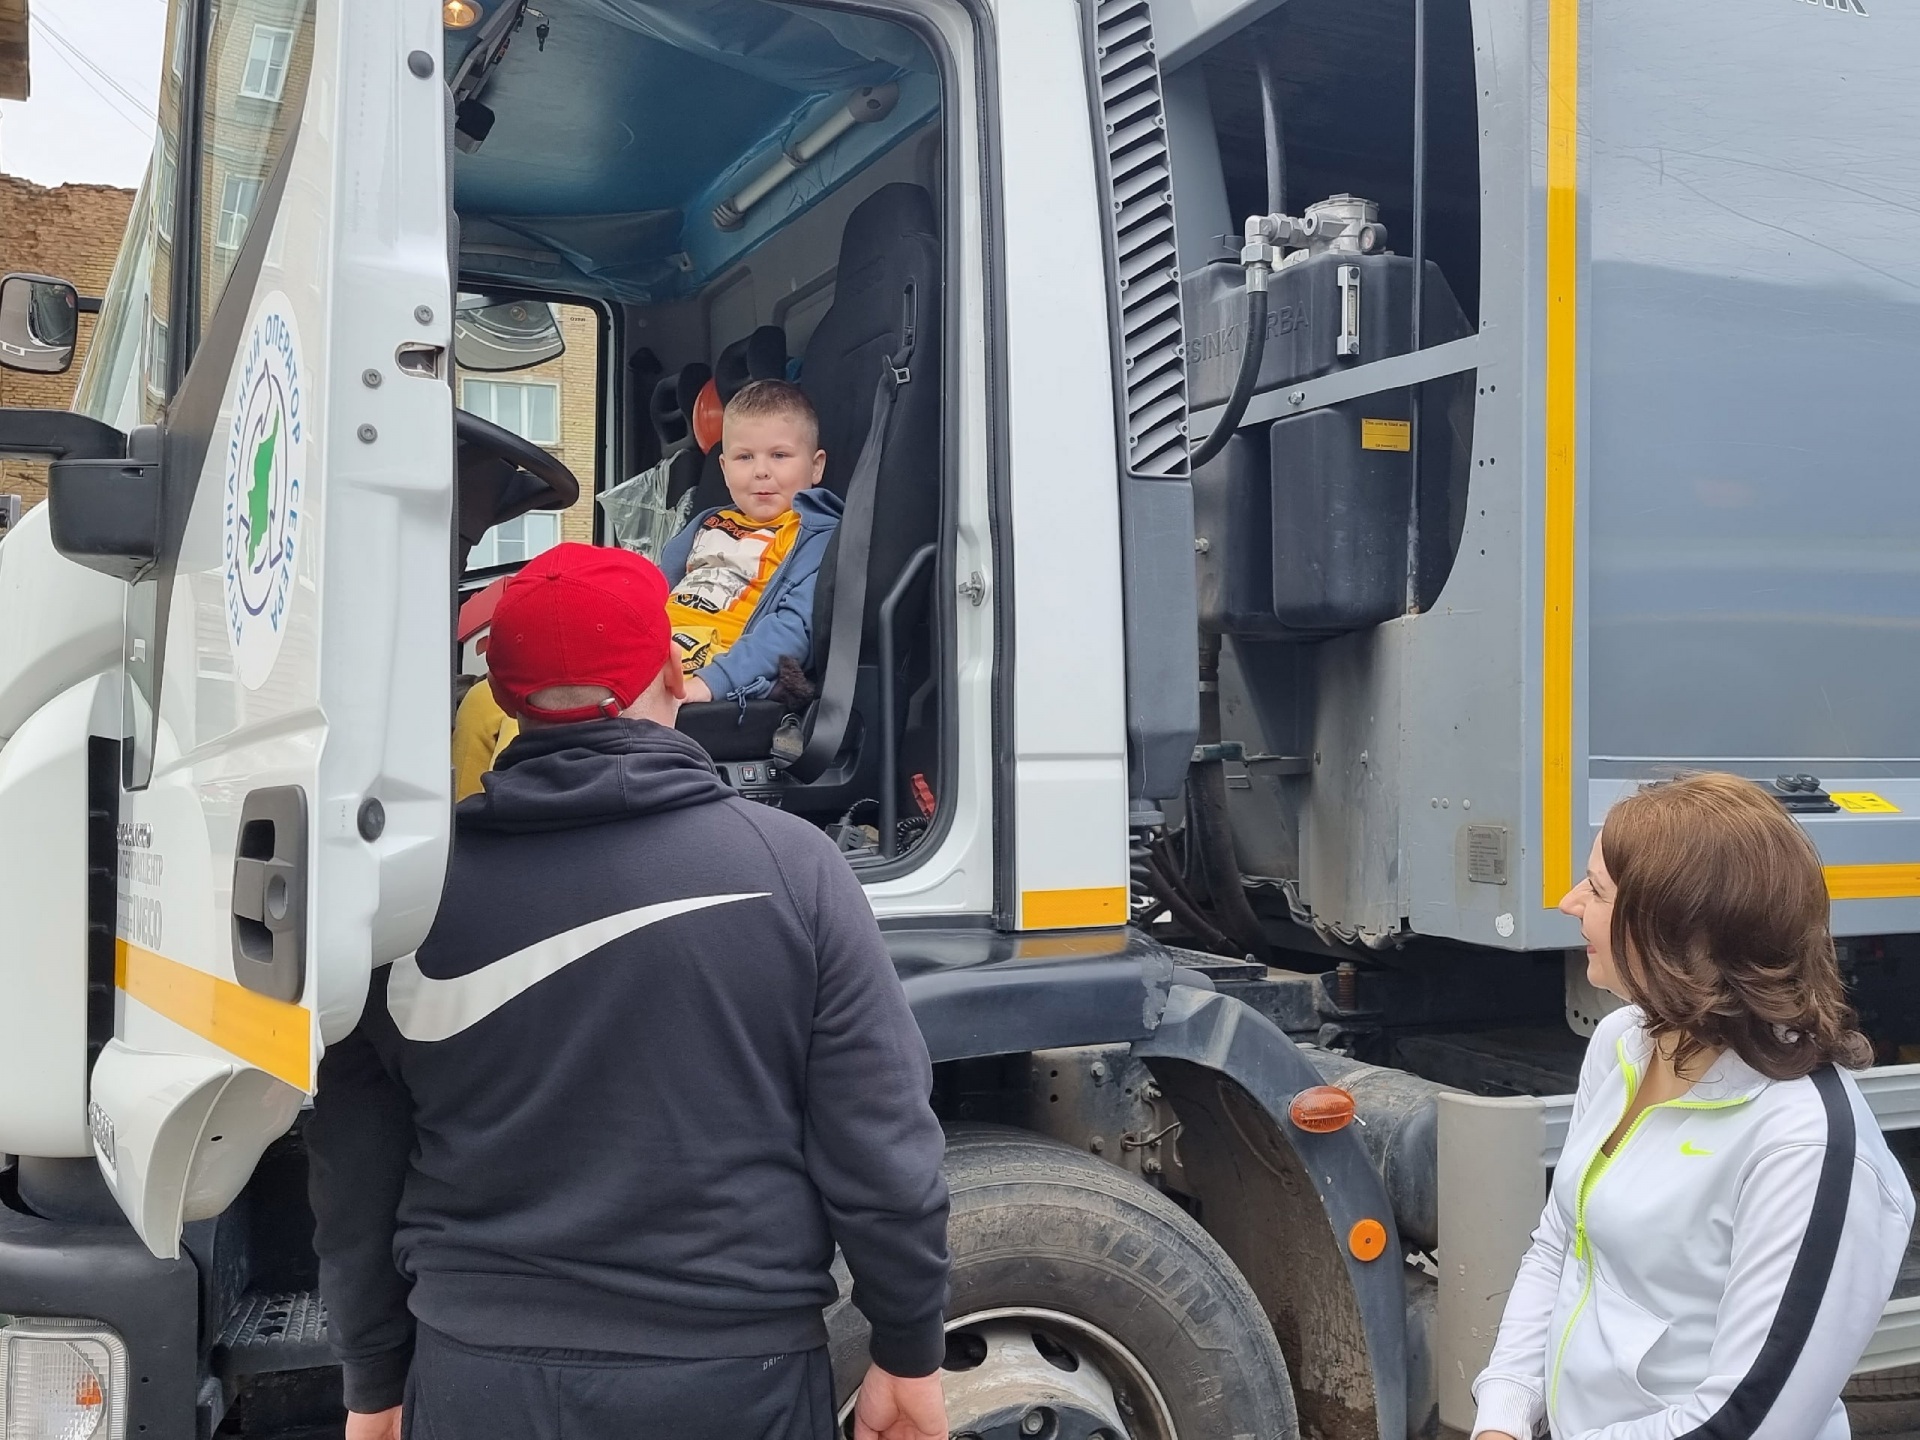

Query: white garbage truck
left=1, top=0, right=1917, bottom=1435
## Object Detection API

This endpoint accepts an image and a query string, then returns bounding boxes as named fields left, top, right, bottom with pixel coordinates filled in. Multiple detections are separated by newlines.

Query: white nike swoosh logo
left=386, top=893, right=769, bottom=1042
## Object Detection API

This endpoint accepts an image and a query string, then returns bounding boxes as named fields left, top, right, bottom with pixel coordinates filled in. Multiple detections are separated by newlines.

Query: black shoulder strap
left=788, top=285, right=916, bottom=784
left=1678, top=1064, right=1856, bottom=1440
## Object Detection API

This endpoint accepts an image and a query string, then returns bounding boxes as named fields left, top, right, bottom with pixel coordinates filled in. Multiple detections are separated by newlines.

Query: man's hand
left=345, top=1406, right=402, bottom=1440
left=683, top=675, right=713, bottom=705
left=853, top=1364, right=947, bottom=1440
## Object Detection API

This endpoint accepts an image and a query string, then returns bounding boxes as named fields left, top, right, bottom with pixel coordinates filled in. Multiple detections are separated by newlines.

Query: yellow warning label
left=1361, top=418, right=1412, bottom=452
left=1831, top=792, right=1902, bottom=814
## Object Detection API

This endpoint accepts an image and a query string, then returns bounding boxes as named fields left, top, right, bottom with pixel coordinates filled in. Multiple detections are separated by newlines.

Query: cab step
left=215, top=1291, right=333, bottom=1378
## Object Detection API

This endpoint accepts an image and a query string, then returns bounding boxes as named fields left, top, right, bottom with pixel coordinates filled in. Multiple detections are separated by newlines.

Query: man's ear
left=661, top=662, right=687, bottom=701
left=486, top=672, right=521, bottom=720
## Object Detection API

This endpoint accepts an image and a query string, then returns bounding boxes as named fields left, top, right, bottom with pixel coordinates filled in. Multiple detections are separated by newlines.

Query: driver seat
left=677, top=184, right=941, bottom=819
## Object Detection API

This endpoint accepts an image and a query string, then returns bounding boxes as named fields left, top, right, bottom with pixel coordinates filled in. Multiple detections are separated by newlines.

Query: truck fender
left=1135, top=984, right=1409, bottom=1440
left=891, top=927, right=1406, bottom=1440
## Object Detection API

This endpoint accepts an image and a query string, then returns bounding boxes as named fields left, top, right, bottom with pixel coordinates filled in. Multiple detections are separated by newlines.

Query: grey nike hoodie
left=307, top=718, right=951, bottom=1412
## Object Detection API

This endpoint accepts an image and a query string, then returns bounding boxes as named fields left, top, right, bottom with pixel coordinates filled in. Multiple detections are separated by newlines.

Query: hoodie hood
left=793, top=486, right=843, bottom=530
left=459, top=717, right=732, bottom=833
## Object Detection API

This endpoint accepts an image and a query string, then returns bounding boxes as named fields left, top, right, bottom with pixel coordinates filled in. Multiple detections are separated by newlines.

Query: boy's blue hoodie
left=659, top=487, right=842, bottom=702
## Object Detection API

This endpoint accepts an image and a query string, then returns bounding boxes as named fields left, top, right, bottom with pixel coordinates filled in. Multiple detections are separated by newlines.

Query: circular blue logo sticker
left=222, top=295, right=305, bottom=689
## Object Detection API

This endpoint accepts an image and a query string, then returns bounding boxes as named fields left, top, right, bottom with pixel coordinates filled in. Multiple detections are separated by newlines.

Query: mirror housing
left=47, top=426, right=165, bottom=582
left=453, top=293, right=565, bottom=373
left=0, top=273, right=80, bottom=375
left=0, top=409, right=164, bottom=581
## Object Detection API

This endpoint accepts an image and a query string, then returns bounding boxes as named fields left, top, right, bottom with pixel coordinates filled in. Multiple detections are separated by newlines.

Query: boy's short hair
left=723, top=378, right=819, bottom=452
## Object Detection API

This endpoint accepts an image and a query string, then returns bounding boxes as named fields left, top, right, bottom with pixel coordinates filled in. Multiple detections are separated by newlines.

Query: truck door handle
left=231, top=786, right=308, bottom=1003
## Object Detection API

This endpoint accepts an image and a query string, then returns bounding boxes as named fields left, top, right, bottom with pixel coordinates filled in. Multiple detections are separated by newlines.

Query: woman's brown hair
left=1600, top=772, right=1872, bottom=1079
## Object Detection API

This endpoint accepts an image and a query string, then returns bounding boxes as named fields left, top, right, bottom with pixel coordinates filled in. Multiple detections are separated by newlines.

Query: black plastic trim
left=893, top=925, right=1176, bottom=1061
left=0, top=409, right=125, bottom=461
left=0, top=1205, right=201, bottom=1440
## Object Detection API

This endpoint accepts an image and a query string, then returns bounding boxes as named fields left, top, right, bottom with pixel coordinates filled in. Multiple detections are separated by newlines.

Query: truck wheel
left=831, top=1125, right=1298, bottom=1439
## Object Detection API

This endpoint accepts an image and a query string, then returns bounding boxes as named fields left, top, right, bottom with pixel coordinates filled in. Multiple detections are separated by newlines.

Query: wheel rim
left=840, top=1307, right=1178, bottom=1440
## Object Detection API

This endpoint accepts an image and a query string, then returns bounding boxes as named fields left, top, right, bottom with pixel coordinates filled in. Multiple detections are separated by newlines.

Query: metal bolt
left=1021, top=1409, right=1049, bottom=1435
left=1463, top=799, right=1472, bottom=810
left=1142, top=1156, right=1164, bottom=1175
left=1288, top=390, right=1306, bottom=406
left=1140, top=1080, right=1161, bottom=1102
left=1194, top=536, right=1210, bottom=553
left=1359, top=750, right=1370, bottom=766
left=362, top=368, right=382, bottom=388
left=1090, top=1059, right=1108, bottom=1083
left=413, top=304, right=435, bottom=325
left=357, top=424, right=378, bottom=443
left=1089, top=1135, right=1105, bottom=1153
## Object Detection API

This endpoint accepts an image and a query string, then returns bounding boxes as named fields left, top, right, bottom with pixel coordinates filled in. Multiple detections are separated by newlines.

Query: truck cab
left=2, top=0, right=1919, bottom=1435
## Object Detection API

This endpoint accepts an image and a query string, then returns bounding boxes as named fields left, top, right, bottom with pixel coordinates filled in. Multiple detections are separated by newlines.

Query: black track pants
left=401, top=1325, right=836, bottom=1440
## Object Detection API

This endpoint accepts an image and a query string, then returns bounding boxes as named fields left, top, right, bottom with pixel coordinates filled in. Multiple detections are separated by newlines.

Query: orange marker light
left=1288, top=1084, right=1356, bottom=1133
left=1348, top=1218, right=1388, bottom=1262
left=443, top=1, right=482, bottom=28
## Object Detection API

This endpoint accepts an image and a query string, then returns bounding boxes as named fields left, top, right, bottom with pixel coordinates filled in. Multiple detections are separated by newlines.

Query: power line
left=24, top=41, right=153, bottom=139
left=30, top=14, right=159, bottom=129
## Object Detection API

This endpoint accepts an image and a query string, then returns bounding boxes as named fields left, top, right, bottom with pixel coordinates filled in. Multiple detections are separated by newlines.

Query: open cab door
left=74, top=0, right=453, bottom=1256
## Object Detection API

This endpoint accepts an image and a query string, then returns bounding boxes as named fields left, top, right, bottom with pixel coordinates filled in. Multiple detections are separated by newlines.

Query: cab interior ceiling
left=443, top=0, right=938, bottom=302
left=1194, top=0, right=1480, bottom=323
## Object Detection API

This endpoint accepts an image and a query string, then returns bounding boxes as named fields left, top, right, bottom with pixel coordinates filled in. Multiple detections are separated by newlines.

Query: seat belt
left=789, top=284, right=917, bottom=784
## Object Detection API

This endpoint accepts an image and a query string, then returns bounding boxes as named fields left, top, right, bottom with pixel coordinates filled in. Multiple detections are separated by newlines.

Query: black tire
left=830, top=1125, right=1298, bottom=1439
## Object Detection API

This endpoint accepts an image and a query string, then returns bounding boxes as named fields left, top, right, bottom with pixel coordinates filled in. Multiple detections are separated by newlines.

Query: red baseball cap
left=485, top=544, right=673, bottom=723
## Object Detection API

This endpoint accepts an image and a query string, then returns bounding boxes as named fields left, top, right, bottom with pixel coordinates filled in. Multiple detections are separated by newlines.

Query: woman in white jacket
left=1473, top=773, right=1914, bottom=1440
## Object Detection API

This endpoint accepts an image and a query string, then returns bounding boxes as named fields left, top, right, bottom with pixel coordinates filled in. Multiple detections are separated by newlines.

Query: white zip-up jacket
left=1473, top=1005, right=1914, bottom=1440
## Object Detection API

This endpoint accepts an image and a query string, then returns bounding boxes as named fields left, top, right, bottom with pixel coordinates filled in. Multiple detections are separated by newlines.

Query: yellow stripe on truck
left=1540, top=0, right=1582, bottom=909
left=116, top=940, right=311, bottom=1090
left=1021, top=886, right=1129, bottom=930
left=1825, top=865, right=1920, bottom=903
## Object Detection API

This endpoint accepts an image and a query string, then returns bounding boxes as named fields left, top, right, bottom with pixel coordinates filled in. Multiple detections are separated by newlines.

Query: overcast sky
left=0, top=0, right=167, bottom=189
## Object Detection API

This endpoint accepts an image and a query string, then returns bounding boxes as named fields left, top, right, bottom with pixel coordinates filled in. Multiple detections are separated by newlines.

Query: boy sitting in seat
left=661, top=379, right=842, bottom=704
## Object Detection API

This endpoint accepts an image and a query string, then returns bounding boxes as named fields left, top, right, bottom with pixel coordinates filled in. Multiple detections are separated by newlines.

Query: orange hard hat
left=692, top=377, right=724, bottom=453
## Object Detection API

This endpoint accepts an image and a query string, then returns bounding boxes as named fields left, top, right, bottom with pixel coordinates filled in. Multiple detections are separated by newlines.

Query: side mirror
left=0, top=273, right=80, bottom=375
left=453, top=293, right=565, bottom=373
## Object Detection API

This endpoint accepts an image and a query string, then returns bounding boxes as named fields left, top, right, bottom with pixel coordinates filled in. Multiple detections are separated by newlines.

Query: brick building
left=0, top=175, right=136, bottom=512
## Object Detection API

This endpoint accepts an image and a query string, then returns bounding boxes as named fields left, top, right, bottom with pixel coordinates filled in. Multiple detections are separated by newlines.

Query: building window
left=239, top=25, right=294, bottom=101
left=216, top=175, right=262, bottom=251
left=463, top=380, right=561, bottom=447
left=146, top=317, right=169, bottom=398
left=467, top=512, right=562, bottom=571
left=155, top=149, right=177, bottom=241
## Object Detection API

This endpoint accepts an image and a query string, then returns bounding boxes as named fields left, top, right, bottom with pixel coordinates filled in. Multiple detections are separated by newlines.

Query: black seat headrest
left=714, top=325, right=789, bottom=405
left=831, top=183, right=938, bottom=291
left=649, top=362, right=710, bottom=453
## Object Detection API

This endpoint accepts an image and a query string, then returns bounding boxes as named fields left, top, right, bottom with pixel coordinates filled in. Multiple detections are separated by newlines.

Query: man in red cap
left=308, top=545, right=951, bottom=1440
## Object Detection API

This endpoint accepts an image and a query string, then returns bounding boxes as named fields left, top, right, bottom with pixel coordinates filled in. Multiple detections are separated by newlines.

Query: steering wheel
left=455, top=408, right=580, bottom=529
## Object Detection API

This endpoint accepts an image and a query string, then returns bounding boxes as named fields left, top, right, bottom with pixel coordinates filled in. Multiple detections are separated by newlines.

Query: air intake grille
left=1090, top=0, right=1190, bottom=478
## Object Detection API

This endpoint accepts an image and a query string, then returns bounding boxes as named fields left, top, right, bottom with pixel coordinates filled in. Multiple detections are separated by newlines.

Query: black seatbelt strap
left=789, top=285, right=916, bottom=783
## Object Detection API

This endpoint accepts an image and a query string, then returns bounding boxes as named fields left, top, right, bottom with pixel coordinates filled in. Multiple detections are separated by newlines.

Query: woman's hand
left=345, top=1407, right=401, bottom=1440
left=683, top=676, right=713, bottom=705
